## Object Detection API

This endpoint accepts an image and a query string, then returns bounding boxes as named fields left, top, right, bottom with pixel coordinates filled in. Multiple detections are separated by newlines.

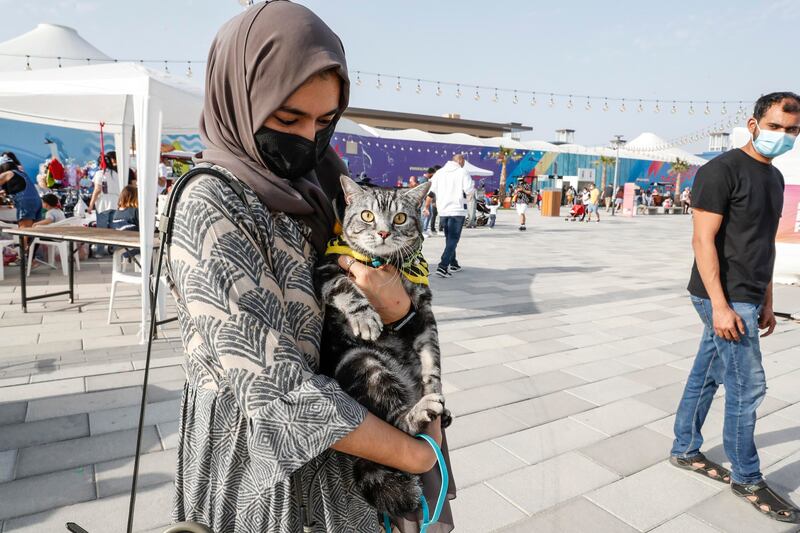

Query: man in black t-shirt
left=671, top=92, right=800, bottom=523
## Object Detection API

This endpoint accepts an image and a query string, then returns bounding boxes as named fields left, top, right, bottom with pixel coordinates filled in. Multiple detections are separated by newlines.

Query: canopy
left=0, top=23, right=112, bottom=71
left=0, top=62, right=203, bottom=339
left=463, top=160, right=494, bottom=176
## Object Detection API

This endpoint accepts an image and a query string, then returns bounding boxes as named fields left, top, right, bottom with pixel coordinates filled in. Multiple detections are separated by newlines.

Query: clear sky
left=2, top=0, right=799, bottom=150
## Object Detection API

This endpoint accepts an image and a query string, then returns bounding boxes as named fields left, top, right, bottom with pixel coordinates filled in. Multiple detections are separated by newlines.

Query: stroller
left=464, top=199, right=490, bottom=227
left=566, top=202, right=586, bottom=222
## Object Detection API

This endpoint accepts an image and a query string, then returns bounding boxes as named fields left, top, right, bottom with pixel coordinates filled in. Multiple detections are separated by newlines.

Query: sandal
left=669, top=453, right=731, bottom=484
left=731, top=481, right=800, bottom=523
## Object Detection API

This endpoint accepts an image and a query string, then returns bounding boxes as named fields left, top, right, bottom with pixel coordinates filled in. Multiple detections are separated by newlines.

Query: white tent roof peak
left=625, top=132, right=668, bottom=150
left=0, top=23, right=112, bottom=71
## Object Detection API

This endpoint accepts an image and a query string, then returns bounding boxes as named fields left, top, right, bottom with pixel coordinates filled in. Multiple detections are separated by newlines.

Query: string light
left=654, top=100, right=661, bottom=113
left=395, top=76, right=402, bottom=91
left=637, top=100, right=644, bottom=113
left=492, top=88, right=499, bottom=103
left=185, top=61, right=192, bottom=78
left=436, top=82, right=443, bottom=96
left=513, top=91, right=519, bottom=104
left=530, top=94, right=537, bottom=106
left=671, top=101, right=678, bottom=114
left=566, top=95, right=574, bottom=109
left=704, top=101, right=711, bottom=115
left=375, top=74, right=382, bottom=89
left=416, top=79, right=422, bottom=94
left=57, top=56, right=62, bottom=68
left=474, top=88, right=480, bottom=101
left=455, top=84, right=462, bottom=98
left=688, top=102, right=695, bottom=115
left=355, top=71, right=362, bottom=86
left=619, top=99, right=626, bottom=112
left=164, top=61, right=169, bottom=74
left=720, top=103, right=727, bottom=115
left=25, top=55, right=31, bottom=70
left=548, top=93, right=555, bottom=107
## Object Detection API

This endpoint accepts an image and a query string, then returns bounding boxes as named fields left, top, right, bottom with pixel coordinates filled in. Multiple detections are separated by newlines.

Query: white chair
left=108, top=248, right=167, bottom=324
left=26, top=217, right=85, bottom=277
left=0, top=221, right=18, bottom=281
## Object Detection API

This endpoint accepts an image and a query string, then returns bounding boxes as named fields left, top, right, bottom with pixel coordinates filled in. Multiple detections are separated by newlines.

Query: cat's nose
left=377, top=231, right=391, bottom=241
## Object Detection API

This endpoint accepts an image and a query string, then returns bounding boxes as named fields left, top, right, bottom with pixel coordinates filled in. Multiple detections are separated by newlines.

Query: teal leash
left=383, top=434, right=449, bottom=533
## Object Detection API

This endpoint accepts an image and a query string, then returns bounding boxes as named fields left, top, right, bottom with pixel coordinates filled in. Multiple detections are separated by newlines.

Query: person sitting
left=33, top=194, right=65, bottom=226
left=111, top=185, right=139, bottom=232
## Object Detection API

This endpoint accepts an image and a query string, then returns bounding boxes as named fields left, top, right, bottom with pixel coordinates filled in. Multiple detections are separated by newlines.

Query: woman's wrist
left=404, top=436, right=435, bottom=474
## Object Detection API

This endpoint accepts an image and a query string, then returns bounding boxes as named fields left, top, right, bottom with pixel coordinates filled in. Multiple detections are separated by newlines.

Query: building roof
left=342, top=107, right=531, bottom=138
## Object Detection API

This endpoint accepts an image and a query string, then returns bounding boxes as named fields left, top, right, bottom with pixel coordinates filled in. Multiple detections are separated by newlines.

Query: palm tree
left=670, top=158, right=691, bottom=206
left=593, top=155, right=616, bottom=192
left=489, top=146, right=523, bottom=201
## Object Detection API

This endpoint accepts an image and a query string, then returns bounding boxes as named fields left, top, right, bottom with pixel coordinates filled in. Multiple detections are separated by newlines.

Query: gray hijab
left=199, top=0, right=348, bottom=254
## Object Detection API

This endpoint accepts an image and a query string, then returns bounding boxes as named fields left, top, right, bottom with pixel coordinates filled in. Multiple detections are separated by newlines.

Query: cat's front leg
left=319, top=263, right=383, bottom=341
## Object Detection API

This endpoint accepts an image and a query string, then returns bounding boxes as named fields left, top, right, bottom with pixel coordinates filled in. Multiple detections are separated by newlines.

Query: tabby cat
left=317, top=175, right=451, bottom=516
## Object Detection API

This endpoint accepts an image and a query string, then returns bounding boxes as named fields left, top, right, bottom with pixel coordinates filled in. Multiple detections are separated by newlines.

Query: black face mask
left=254, top=121, right=336, bottom=180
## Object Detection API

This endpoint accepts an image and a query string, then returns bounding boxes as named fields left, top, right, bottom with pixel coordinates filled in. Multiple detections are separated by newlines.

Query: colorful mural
left=331, top=133, right=701, bottom=192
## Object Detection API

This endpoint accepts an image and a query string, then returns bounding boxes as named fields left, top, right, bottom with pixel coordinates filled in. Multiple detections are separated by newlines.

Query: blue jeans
left=422, top=212, right=432, bottom=232
left=488, top=214, right=496, bottom=228
left=671, top=296, right=766, bottom=484
left=439, top=216, right=464, bottom=270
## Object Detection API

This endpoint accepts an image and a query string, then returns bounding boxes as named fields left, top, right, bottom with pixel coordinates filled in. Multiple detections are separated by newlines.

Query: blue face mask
left=752, top=122, right=797, bottom=158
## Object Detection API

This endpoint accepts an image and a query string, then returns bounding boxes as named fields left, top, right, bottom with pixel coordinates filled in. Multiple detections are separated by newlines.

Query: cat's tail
left=354, top=459, right=422, bottom=517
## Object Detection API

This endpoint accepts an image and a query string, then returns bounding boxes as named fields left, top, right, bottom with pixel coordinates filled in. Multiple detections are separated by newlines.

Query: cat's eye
left=393, top=213, right=407, bottom=225
left=361, top=210, right=375, bottom=223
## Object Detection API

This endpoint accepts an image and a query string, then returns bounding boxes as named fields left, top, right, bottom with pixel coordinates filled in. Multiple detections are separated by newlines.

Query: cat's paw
left=408, top=393, right=445, bottom=426
left=348, top=309, right=383, bottom=341
left=441, top=408, right=453, bottom=429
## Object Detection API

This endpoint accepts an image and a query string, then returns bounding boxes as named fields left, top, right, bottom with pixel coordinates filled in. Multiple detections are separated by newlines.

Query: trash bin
left=541, top=190, right=562, bottom=216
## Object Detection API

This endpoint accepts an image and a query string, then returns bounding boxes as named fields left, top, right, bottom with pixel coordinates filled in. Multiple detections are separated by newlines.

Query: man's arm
left=692, top=208, right=745, bottom=341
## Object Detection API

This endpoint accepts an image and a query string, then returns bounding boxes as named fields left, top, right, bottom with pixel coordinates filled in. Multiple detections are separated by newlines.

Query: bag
left=1, top=172, right=27, bottom=195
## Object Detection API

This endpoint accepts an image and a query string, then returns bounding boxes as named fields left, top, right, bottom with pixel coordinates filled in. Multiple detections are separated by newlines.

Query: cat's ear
left=340, top=175, right=364, bottom=205
left=402, top=181, right=432, bottom=207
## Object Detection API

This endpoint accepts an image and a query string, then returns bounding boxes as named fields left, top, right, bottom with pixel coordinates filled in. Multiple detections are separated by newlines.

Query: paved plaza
left=1, top=208, right=799, bottom=533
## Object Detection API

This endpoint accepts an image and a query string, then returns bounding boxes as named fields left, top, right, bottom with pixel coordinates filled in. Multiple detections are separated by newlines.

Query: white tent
left=0, top=23, right=112, bottom=71
left=0, top=62, right=203, bottom=339
left=621, top=132, right=707, bottom=165
left=463, top=160, right=493, bottom=176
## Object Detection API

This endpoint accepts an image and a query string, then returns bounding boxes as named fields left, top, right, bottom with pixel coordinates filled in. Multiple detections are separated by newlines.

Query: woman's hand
left=337, top=256, right=411, bottom=324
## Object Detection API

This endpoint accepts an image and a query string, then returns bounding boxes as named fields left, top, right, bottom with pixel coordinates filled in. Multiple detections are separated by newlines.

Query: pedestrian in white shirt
left=424, top=153, right=474, bottom=277
left=88, top=153, right=120, bottom=213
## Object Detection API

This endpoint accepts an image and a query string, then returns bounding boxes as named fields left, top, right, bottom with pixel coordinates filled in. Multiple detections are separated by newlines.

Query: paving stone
left=1, top=377, right=85, bottom=403
left=2, top=481, right=174, bottom=533
left=688, top=490, right=799, bottom=533
left=565, top=376, right=654, bottom=406
left=0, top=466, right=96, bottom=521
left=635, top=381, right=687, bottom=412
left=0, top=413, right=89, bottom=451
left=95, top=448, right=177, bottom=497
left=765, top=369, right=800, bottom=403
left=157, top=420, right=180, bottom=450
left=586, top=462, right=722, bottom=531
left=454, top=334, right=527, bottom=353
left=446, top=483, right=527, bottom=533
left=448, top=441, right=527, bottom=488
left=447, top=402, right=529, bottom=448
left=28, top=360, right=134, bottom=383
left=0, top=449, right=15, bottom=482
left=16, top=426, right=161, bottom=478
left=503, top=371, right=588, bottom=400
left=85, top=365, right=185, bottom=392
left=0, top=402, right=27, bottom=425
left=497, top=496, right=638, bottom=533
left=26, top=386, right=142, bottom=421
left=494, top=418, right=607, bottom=465
left=616, top=348, right=684, bottom=369
left=649, top=513, right=724, bottom=533
left=579, top=427, right=674, bottom=476
left=562, top=359, right=638, bottom=382
left=89, top=397, right=180, bottom=435
left=763, top=449, right=800, bottom=496
left=487, top=452, right=619, bottom=515
left=444, top=364, right=527, bottom=391
left=446, top=382, right=530, bottom=417
left=625, top=364, right=688, bottom=389
left=497, top=390, right=595, bottom=428
left=146, top=379, right=186, bottom=402
left=571, top=398, right=668, bottom=436
left=505, top=352, right=583, bottom=376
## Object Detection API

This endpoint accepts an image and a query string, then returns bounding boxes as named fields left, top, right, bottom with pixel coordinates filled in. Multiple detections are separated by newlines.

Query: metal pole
left=610, top=135, right=625, bottom=216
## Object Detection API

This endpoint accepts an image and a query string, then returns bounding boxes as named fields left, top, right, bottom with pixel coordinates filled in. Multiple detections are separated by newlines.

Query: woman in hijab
left=168, top=2, right=453, bottom=532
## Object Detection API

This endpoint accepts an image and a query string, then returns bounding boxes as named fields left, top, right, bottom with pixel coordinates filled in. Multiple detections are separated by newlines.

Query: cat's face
left=339, top=175, right=431, bottom=259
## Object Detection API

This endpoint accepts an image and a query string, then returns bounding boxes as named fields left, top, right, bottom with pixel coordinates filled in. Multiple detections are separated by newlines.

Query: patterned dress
left=167, top=167, right=380, bottom=532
